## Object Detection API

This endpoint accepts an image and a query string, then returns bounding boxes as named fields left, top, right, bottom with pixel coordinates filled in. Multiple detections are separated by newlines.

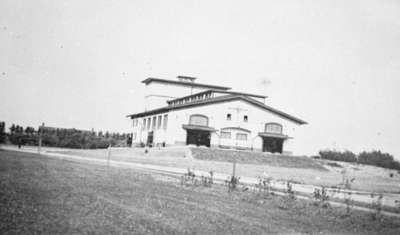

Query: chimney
left=177, top=75, right=197, bottom=83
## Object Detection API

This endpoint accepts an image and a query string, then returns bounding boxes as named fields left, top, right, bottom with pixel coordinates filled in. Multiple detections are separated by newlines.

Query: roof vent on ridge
left=177, top=75, right=197, bottom=83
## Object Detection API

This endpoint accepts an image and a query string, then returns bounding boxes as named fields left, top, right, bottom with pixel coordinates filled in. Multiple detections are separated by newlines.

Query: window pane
left=189, top=115, right=208, bottom=126
left=265, top=123, right=282, bottom=134
left=142, top=119, right=146, bottom=130
left=236, top=133, right=247, bottom=141
left=147, top=118, right=151, bottom=130
left=220, top=131, right=231, bottom=139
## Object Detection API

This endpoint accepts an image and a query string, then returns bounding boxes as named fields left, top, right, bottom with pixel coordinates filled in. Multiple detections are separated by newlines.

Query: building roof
left=127, top=95, right=307, bottom=125
left=166, top=89, right=267, bottom=106
left=141, top=77, right=232, bottom=91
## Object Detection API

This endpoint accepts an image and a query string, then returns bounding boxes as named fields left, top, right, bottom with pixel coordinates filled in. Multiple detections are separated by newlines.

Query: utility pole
left=232, top=160, right=237, bottom=177
left=38, top=122, right=44, bottom=154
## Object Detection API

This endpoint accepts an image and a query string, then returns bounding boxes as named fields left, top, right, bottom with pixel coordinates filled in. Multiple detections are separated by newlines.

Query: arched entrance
left=182, top=114, right=216, bottom=147
left=259, top=123, right=287, bottom=153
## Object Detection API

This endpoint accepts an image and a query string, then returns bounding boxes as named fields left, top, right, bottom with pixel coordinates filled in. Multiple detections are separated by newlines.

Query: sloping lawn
left=191, top=147, right=327, bottom=171
left=1, top=150, right=399, bottom=234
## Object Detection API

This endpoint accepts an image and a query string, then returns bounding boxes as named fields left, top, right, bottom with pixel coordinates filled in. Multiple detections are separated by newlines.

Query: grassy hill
left=190, top=147, right=327, bottom=171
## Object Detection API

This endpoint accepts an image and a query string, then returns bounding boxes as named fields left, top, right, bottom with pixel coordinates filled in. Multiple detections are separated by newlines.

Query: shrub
left=255, top=176, right=274, bottom=199
left=319, top=150, right=357, bottom=163
left=226, top=175, right=240, bottom=192
left=181, top=168, right=197, bottom=186
left=285, top=181, right=296, bottom=200
left=358, top=150, right=400, bottom=170
left=313, top=186, right=330, bottom=208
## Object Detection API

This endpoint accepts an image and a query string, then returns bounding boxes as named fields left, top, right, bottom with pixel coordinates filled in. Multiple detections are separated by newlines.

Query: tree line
left=318, top=149, right=400, bottom=170
left=0, top=121, right=132, bottom=149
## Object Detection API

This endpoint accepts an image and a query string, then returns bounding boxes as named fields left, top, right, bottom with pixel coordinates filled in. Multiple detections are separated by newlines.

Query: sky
left=1, top=0, right=400, bottom=158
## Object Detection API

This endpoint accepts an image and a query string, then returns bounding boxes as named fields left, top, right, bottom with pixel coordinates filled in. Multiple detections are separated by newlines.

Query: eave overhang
left=141, top=77, right=232, bottom=91
left=258, top=132, right=291, bottom=139
left=127, top=95, right=307, bottom=125
left=182, top=124, right=217, bottom=132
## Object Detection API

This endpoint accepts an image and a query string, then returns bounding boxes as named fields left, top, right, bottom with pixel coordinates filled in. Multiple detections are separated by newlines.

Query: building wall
left=132, top=99, right=303, bottom=154
left=143, top=82, right=211, bottom=110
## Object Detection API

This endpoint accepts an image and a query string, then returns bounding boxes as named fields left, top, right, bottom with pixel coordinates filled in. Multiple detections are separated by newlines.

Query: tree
left=9, top=124, right=16, bottom=134
left=25, top=126, right=35, bottom=135
left=0, top=121, right=5, bottom=143
left=358, top=150, right=399, bottom=170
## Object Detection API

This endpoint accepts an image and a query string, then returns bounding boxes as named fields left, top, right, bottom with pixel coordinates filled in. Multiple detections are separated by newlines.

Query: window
left=236, top=133, right=248, bottom=141
left=157, top=115, right=162, bottom=129
left=142, top=119, right=146, bottom=130
left=163, top=114, right=168, bottom=130
left=220, top=131, right=231, bottom=139
left=243, top=115, right=248, bottom=122
left=147, top=117, right=151, bottom=130
left=265, top=123, right=283, bottom=134
left=152, top=116, right=157, bottom=130
left=226, top=113, right=232, bottom=120
left=189, top=114, right=208, bottom=126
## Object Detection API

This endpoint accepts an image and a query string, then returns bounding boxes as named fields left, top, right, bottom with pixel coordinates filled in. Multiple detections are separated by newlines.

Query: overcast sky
left=1, top=0, right=400, bottom=158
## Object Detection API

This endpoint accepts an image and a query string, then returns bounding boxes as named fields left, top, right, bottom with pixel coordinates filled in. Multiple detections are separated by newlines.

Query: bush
left=319, top=150, right=357, bottom=163
left=2, top=122, right=129, bottom=149
left=318, top=149, right=400, bottom=171
left=358, top=150, right=400, bottom=170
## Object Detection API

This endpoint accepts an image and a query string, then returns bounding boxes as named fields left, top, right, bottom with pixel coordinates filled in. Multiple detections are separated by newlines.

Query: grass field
left=43, top=146, right=400, bottom=194
left=1, top=149, right=400, bottom=234
left=190, top=147, right=327, bottom=171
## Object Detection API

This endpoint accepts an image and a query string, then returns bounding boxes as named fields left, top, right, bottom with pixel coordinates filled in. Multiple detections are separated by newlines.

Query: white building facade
left=128, top=76, right=307, bottom=154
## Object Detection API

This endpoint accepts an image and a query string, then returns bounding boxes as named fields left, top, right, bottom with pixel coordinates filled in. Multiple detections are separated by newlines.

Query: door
left=147, top=131, right=154, bottom=147
left=186, top=130, right=211, bottom=147
left=262, top=137, right=283, bottom=153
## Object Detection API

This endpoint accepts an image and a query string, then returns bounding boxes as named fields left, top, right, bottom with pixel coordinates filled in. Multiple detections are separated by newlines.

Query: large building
left=127, top=76, right=307, bottom=154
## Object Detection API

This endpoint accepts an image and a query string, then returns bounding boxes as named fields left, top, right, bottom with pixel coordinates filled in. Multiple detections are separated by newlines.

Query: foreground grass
left=191, top=147, right=327, bottom=171
left=41, top=145, right=400, bottom=193
left=1, top=150, right=399, bottom=234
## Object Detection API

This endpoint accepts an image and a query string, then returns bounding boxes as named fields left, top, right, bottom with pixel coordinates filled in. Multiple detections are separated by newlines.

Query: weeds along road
left=1, top=145, right=400, bottom=218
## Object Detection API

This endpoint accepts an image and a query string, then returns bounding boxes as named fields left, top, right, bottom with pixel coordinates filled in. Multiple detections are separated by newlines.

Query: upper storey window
left=265, top=123, right=283, bottom=134
left=243, top=115, right=248, bottom=122
left=147, top=117, right=151, bottom=130
left=189, top=114, right=209, bottom=126
left=157, top=116, right=162, bottom=129
left=163, top=114, right=168, bottom=130
left=226, top=113, right=232, bottom=120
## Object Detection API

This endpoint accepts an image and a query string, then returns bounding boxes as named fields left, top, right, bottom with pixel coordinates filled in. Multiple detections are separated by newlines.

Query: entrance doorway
left=186, top=130, right=211, bottom=147
left=147, top=131, right=154, bottom=147
left=262, top=137, right=283, bottom=153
